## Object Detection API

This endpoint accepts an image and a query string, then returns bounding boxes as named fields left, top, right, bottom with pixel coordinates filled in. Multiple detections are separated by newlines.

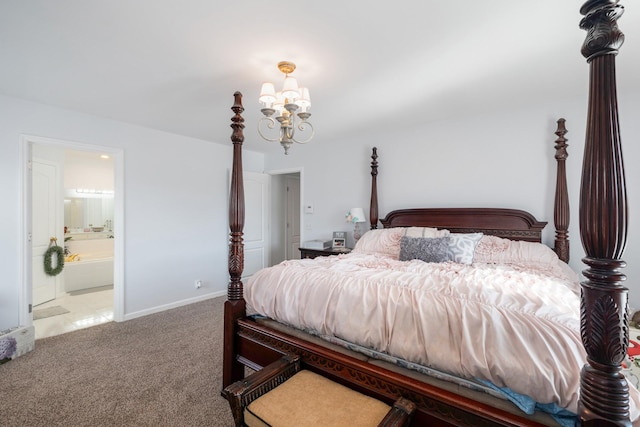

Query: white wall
left=0, top=94, right=264, bottom=331
left=265, top=92, right=640, bottom=310
left=64, top=151, right=114, bottom=191
left=2, top=87, right=638, bottom=331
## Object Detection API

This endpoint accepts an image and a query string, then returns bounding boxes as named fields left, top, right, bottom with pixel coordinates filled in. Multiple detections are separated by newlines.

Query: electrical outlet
left=195, top=280, right=202, bottom=289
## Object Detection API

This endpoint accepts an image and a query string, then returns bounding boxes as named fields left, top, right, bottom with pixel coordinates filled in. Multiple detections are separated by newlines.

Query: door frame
left=284, top=174, right=301, bottom=260
left=20, top=135, right=125, bottom=326
left=267, top=167, right=304, bottom=262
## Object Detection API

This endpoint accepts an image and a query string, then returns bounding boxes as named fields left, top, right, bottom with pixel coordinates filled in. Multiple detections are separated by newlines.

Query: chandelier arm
left=257, top=116, right=282, bottom=143
left=291, top=122, right=315, bottom=144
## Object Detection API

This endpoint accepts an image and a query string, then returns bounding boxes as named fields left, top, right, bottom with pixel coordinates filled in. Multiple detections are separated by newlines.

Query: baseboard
left=0, top=325, right=35, bottom=362
left=122, top=290, right=226, bottom=322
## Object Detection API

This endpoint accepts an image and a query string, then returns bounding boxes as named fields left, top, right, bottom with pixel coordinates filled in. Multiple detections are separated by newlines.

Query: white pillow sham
left=352, top=228, right=404, bottom=259
left=447, top=233, right=483, bottom=265
left=353, top=227, right=449, bottom=259
left=474, top=235, right=579, bottom=291
left=402, top=227, right=450, bottom=238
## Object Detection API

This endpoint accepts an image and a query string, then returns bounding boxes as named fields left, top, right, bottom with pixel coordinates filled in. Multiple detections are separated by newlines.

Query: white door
left=242, top=171, right=270, bottom=280
left=285, top=175, right=301, bottom=259
left=32, top=160, right=58, bottom=306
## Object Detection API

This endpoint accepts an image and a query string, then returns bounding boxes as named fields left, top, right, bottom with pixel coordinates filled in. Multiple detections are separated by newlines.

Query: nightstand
left=299, top=247, right=352, bottom=259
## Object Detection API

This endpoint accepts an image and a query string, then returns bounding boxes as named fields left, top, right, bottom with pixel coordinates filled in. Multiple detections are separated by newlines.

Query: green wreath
left=44, top=240, right=65, bottom=276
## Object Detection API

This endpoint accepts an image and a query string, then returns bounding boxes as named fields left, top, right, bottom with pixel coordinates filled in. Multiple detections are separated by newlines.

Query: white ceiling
left=1, top=1, right=638, bottom=154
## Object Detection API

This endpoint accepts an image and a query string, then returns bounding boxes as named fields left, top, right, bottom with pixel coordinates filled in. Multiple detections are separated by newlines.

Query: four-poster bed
left=222, top=1, right=633, bottom=425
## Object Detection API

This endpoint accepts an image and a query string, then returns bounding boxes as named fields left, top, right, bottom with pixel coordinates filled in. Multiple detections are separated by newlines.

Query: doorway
left=21, top=135, right=124, bottom=338
left=268, top=169, right=303, bottom=265
left=284, top=174, right=301, bottom=260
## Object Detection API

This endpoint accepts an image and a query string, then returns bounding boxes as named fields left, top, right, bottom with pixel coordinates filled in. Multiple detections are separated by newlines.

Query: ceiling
left=1, top=1, right=638, bottom=155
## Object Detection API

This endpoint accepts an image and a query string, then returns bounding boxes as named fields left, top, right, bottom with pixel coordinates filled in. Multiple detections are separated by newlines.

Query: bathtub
left=63, top=237, right=114, bottom=292
left=64, top=256, right=114, bottom=292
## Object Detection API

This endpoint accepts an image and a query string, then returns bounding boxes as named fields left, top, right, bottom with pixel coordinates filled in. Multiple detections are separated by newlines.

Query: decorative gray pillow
left=447, top=233, right=483, bottom=264
left=399, top=236, right=451, bottom=263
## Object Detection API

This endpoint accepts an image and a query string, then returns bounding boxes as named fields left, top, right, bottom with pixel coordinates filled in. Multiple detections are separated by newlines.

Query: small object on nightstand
left=302, top=239, right=332, bottom=250
left=332, top=231, right=347, bottom=249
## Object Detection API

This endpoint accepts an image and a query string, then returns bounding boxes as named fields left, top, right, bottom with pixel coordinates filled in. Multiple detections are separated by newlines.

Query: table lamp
left=345, top=208, right=366, bottom=243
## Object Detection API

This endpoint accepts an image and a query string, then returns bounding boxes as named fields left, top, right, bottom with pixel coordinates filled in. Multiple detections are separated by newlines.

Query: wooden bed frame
left=222, top=1, right=630, bottom=425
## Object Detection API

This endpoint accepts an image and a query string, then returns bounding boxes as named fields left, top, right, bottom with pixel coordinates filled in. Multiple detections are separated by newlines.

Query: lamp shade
left=259, top=82, right=276, bottom=106
left=295, top=87, right=311, bottom=111
left=346, top=208, right=366, bottom=223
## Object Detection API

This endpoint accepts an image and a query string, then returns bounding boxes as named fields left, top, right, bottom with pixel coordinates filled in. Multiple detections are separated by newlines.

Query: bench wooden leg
left=378, top=397, right=417, bottom=427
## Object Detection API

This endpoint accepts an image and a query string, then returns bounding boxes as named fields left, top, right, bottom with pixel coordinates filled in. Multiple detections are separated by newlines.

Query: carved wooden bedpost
left=578, top=1, right=630, bottom=425
left=369, top=147, right=379, bottom=230
left=553, top=118, right=570, bottom=263
left=223, top=92, right=247, bottom=389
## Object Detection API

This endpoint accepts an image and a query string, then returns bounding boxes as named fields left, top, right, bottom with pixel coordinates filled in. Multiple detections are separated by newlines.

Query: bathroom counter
left=66, top=232, right=113, bottom=240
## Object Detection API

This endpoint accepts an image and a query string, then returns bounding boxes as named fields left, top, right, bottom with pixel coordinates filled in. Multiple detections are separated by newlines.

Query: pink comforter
left=245, top=252, right=635, bottom=416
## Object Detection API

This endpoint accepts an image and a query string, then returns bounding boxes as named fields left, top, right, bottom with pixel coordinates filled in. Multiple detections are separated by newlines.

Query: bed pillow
left=474, top=235, right=556, bottom=266
left=352, top=228, right=404, bottom=259
left=447, top=232, right=483, bottom=264
left=402, top=227, right=450, bottom=238
left=474, top=235, right=579, bottom=288
left=399, top=236, right=451, bottom=263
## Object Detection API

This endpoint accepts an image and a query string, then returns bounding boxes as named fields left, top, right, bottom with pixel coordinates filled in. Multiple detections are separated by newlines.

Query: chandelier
left=258, top=61, right=314, bottom=155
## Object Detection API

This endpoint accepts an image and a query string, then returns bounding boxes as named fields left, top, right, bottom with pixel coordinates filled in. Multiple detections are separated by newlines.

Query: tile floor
left=33, top=285, right=114, bottom=340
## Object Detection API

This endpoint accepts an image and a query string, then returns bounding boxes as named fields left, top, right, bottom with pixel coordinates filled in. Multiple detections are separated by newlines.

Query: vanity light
left=75, top=189, right=114, bottom=195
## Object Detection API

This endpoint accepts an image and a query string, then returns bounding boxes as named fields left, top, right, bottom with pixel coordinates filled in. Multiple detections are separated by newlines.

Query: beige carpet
left=0, top=296, right=235, bottom=427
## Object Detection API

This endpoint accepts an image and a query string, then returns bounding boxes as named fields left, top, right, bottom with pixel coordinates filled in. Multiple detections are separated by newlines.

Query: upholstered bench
left=223, top=355, right=416, bottom=427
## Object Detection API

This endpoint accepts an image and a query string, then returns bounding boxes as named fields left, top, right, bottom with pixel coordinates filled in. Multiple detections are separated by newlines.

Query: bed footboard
left=233, top=318, right=556, bottom=427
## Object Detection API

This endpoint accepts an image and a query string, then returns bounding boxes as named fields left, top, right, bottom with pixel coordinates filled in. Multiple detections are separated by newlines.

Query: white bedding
left=245, top=232, right=640, bottom=419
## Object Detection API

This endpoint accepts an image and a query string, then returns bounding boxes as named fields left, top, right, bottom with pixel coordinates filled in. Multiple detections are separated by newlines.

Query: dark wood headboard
left=380, top=208, right=547, bottom=243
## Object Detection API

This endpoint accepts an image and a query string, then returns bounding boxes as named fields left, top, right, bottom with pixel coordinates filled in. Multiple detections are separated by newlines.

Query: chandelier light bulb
left=296, top=87, right=311, bottom=112
left=281, top=75, right=299, bottom=99
left=273, top=92, right=285, bottom=113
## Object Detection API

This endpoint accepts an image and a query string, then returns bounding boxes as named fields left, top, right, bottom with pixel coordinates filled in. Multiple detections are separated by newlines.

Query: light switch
left=304, top=204, right=314, bottom=214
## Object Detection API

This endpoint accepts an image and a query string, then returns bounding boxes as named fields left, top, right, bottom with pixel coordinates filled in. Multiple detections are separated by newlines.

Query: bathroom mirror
left=64, top=195, right=114, bottom=232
